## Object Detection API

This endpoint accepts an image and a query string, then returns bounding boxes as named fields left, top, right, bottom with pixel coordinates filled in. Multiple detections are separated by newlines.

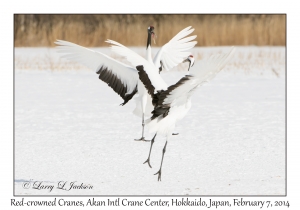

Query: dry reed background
left=14, top=14, right=286, bottom=47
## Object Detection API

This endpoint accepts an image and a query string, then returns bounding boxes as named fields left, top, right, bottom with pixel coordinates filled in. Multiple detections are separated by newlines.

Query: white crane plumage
left=110, top=40, right=235, bottom=180
left=55, top=26, right=197, bottom=141
left=145, top=26, right=197, bottom=72
left=107, top=26, right=197, bottom=140
left=136, top=48, right=235, bottom=181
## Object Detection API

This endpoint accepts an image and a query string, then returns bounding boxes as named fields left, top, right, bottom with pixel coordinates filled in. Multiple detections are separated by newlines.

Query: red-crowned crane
left=55, top=26, right=197, bottom=141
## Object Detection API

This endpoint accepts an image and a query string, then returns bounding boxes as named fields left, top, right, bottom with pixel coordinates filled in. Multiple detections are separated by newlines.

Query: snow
left=14, top=46, right=285, bottom=195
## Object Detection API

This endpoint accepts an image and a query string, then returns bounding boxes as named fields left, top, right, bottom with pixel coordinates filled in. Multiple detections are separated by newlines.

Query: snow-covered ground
left=14, top=47, right=285, bottom=195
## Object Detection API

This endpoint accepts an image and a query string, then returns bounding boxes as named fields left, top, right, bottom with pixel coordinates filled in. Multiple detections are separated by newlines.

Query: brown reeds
left=14, top=14, right=286, bottom=47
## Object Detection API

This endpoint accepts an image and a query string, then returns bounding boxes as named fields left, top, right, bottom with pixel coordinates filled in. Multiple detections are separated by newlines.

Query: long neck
left=146, top=32, right=154, bottom=63
left=147, top=43, right=152, bottom=62
left=146, top=32, right=154, bottom=62
left=187, top=60, right=191, bottom=71
left=146, top=32, right=151, bottom=49
left=186, top=59, right=192, bottom=71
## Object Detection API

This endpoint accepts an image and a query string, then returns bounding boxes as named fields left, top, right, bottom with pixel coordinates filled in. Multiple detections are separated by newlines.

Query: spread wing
left=138, top=47, right=235, bottom=120
left=136, top=65, right=198, bottom=120
left=163, top=47, right=236, bottom=106
left=55, top=40, right=139, bottom=105
left=153, top=26, right=197, bottom=71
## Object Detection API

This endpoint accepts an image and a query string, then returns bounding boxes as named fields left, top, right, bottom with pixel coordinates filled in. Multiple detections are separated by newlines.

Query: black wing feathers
left=151, top=75, right=192, bottom=120
left=136, top=65, right=193, bottom=120
left=97, top=65, right=137, bottom=106
left=136, top=65, right=156, bottom=98
left=156, top=75, right=192, bottom=107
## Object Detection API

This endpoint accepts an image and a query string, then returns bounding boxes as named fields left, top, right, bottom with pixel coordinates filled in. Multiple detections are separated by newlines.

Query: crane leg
left=143, top=134, right=157, bottom=168
left=154, top=140, right=168, bottom=181
left=135, top=113, right=150, bottom=142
